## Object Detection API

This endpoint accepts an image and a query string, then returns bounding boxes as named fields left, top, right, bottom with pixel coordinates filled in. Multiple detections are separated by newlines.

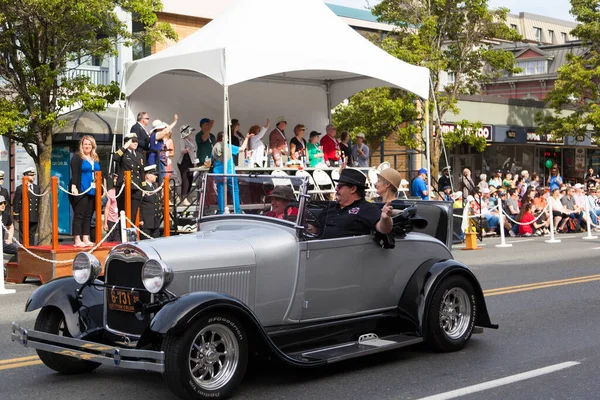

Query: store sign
left=506, top=130, right=517, bottom=139
left=526, top=131, right=564, bottom=144
left=435, top=123, right=493, bottom=142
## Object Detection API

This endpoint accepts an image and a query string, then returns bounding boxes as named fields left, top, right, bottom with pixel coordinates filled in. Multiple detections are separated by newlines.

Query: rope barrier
left=1, top=218, right=121, bottom=265
left=452, top=203, right=499, bottom=219
left=123, top=215, right=154, bottom=240
left=131, top=181, right=165, bottom=196
left=501, top=207, right=548, bottom=226
left=28, top=186, right=50, bottom=197
left=58, top=184, right=94, bottom=197
left=102, top=184, right=125, bottom=200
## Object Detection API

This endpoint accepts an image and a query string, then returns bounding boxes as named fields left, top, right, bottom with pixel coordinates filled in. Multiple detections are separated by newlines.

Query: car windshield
left=199, top=173, right=315, bottom=226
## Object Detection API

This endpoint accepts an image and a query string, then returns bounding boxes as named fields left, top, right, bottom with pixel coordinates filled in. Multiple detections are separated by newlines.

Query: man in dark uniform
left=140, top=165, right=161, bottom=239
left=0, top=170, right=10, bottom=212
left=0, top=195, right=17, bottom=255
left=130, top=111, right=151, bottom=155
left=114, top=132, right=145, bottom=223
left=318, top=168, right=393, bottom=239
left=438, top=166, right=452, bottom=192
left=13, top=167, right=40, bottom=245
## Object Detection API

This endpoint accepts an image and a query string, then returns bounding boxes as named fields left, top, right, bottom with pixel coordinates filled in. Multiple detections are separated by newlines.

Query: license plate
left=108, top=289, right=139, bottom=313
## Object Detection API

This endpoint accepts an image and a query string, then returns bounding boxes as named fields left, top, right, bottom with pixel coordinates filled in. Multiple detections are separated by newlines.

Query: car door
left=300, top=235, right=375, bottom=321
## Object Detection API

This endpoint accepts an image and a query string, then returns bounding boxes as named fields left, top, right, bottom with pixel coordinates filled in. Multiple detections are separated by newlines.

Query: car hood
left=134, top=229, right=257, bottom=271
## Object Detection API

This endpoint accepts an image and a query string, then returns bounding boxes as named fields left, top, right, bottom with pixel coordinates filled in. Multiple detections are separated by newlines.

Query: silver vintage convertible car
left=11, top=173, right=496, bottom=400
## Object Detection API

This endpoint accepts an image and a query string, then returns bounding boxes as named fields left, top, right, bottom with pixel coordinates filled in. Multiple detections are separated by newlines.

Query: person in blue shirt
left=411, top=168, right=429, bottom=200
left=212, top=131, right=254, bottom=214
left=70, top=135, right=101, bottom=247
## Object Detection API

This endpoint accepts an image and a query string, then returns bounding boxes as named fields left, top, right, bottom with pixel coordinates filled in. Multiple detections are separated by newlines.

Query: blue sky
left=324, top=0, right=575, bottom=22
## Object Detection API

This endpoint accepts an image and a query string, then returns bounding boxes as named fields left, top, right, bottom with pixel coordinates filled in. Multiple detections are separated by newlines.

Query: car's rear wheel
left=34, top=307, right=101, bottom=374
left=426, top=275, right=476, bottom=352
left=162, top=313, right=248, bottom=400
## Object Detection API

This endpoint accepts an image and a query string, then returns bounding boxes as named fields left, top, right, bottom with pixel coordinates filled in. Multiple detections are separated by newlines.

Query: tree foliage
left=359, top=0, right=520, bottom=178
left=0, top=0, right=176, bottom=243
left=535, top=0, right=599, bottom=138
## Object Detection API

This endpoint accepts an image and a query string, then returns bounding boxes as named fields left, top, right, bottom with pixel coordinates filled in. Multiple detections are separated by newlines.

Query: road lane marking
left=484, top=274, right=600, bottom=296
left=0, top=360, right=43, bottom=371
left=506, top=239, right=534, bottom=244
left=416, top=361, right=580, bottom=400
left=0, top=355, right=39, bottom=365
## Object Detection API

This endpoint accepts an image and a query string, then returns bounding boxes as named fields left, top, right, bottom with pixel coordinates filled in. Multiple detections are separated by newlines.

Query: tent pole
left=326, top=80, right=332, bottom=123
left=223, top=84, right=229, bottom=212
left=425, top=99, right=431, bottom=193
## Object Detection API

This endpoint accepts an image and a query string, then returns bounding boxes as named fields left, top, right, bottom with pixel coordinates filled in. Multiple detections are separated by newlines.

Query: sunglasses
left=336, top=182, right=352, bottom=189
left=0, top=202, right=6, bottom=206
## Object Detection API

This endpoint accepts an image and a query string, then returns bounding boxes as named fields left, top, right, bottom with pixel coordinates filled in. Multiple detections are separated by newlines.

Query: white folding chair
left=377, top=162, right=391, bottom=171
left=296, top=170, right=324, bottom=200
left=366, top=168, right=379, bottom=199
left=312, top=169, right=336, bottom=199
left=270, top=170, right=297, bottom=199
left=331, top=168, right=341, bottom=182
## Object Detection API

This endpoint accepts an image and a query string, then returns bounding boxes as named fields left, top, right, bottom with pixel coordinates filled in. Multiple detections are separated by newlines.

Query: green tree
left=0, top=0, right=176, bottom=244
left=535, top=0, right=597, bottom=141
left=369, top=0, right=520, bottom=180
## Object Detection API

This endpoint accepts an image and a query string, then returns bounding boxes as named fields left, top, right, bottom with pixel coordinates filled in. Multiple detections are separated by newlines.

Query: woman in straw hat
left=375, top=168, right=403, bottom=203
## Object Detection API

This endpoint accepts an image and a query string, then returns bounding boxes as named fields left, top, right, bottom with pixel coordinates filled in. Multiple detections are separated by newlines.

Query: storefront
left=445, top=123, right=596, bottom=188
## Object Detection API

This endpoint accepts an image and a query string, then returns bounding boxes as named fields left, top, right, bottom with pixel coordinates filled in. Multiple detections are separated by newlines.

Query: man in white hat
left=130, top=111, right=151, bottom=153
left=0, top=170, right=9, bottom=211
left=321, top=124, right=341, bottom=167
left=140, top=165, right=161, bottom=239
left=269, top=116, right=288, bottom=167
left=13, top=167, right=40, bottom=245
left=351, top=133, right=369, bottom=167
left=114, top=132, right=145, bottom=222
left=438, top=166, right=452, bottom=192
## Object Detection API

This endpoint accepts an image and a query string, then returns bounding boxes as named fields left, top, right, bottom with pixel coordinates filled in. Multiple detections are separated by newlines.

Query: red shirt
left=265, top=206, right=298, bottom=220
left=518, top=212, right=535, bottom=235
left=321, top=134, right=340, bottom=162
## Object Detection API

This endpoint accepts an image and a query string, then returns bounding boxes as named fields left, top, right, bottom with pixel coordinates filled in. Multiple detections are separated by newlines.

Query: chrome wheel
left=189, top=323, right=239, bottom=391
left=439, top=287, right=472, bottom=340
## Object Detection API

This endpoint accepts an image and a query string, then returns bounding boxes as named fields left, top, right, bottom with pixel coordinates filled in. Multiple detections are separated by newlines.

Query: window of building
left=447, top=71, right=456, bottom=84
left=548, top=30, right=554, bottom=43
left=534, top=27, right=542, bottom=42
left=515, top=60, right=547, bottom=75
left=132, top=18, right=151, bottom=61
left=510, top=24, right=518, bottom=32
left=561, top=32, right=567, bottom=42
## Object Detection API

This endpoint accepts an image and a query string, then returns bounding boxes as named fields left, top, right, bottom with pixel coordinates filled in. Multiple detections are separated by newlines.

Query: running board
left=287, top=333, right=423, bottom=364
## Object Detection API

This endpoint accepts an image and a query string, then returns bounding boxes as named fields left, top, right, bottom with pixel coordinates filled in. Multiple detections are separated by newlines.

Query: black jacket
left=13, top=183, right=40, bottom=222
left=140, top=181, right=161, bottom=229
left=131, top=123, right=150, bottom=152
left=114, top=147, right=145, bottom=189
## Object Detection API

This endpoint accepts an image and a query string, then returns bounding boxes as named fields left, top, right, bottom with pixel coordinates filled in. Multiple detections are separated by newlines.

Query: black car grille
left=105, top=258, right=151, bottom=336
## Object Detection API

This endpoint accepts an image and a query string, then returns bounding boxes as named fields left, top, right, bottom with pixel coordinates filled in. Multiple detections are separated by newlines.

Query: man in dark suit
left=140, top=165, right=161, bottom=239
left=130, top=111, right=151, bottom=156
left=13, top=167, right=40, bottom=245
left=114, top=132, right=145, bottom=223
left=0, top=170, right=9, bottom=211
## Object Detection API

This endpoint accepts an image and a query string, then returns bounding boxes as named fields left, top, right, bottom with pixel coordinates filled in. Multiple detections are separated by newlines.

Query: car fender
left=144, top=291, right=326, bottom=368
left=398, top=259, right=497, bottom=337
left=25, top=277, right=104, bottom=338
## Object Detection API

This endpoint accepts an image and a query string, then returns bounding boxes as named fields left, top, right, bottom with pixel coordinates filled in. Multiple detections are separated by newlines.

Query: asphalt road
left=2, top=232, right=600, bottom=399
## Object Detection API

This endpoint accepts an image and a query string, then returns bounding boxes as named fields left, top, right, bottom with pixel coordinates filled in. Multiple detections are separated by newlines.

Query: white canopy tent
left=123, top=0, right=430, bottom=181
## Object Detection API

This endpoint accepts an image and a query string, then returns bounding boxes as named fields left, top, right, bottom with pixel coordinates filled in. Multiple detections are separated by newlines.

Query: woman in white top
left=549, top=188, right=569, bottom=232
left=248, top=119, right=270, bottom=167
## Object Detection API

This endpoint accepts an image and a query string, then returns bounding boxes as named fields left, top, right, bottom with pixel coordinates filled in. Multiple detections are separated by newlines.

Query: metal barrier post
left=545, top=202, right=561, bottom=244
left=95, top=171, right=103, bottom=243
left=51, top=176, right=58, bottom=250
left=120, top=211, right=127, bottom=243
left=495, top=197, right=512, bottom=248
left=0, top=221, right=15, bottom=294
left=163, top=176, right=170, bottom=237
left=125, top=170, right=131, bottom=228
left=583, top=198, right=598, bottom=240
left=22, top=176, right=29, bottom=248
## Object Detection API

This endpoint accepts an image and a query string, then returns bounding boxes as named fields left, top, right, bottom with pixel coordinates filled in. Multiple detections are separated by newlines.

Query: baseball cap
left=199, top=118, right=211, bottom=126
left=418, top=168, right=427, bottom=175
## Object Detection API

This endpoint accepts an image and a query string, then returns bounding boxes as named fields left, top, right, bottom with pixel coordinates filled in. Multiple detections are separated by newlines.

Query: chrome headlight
left=72, top=253, right=102, bottom=284
left=141, top=260, right=173, bottom=294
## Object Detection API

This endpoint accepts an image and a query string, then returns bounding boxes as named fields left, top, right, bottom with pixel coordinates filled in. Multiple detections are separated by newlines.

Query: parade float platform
left=5, top=243, right=119, bottom=284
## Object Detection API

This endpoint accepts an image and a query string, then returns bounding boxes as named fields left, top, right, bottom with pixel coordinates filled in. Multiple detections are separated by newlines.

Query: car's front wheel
left=426, top=275, right=476, bottom=352
left=34, top=307, right=101, bottom=374
left=162, top=313, right=248, bottom=400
